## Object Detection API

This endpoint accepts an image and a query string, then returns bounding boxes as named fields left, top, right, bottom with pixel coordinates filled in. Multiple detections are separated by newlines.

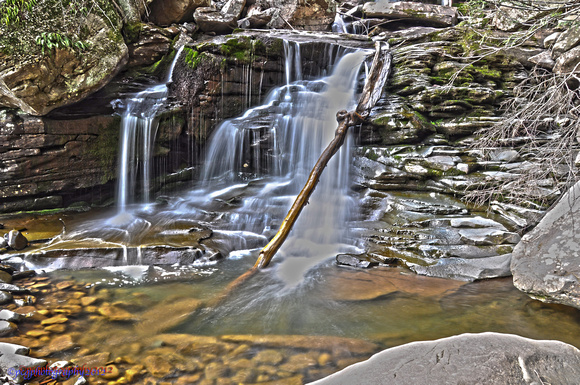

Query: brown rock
left=98, top=305, right=137, bottom=322
left=280, top=353, right=318, bottom=372
left=0, top=270, right=13, bottom=284
left=147, top=0, right=210, bottom=26
left=143, top=355, right=173, bottom=377
left=47, top=334, right=76, bottom=353
left=40, top=314, right=68, bottom=325
left=80, top=296, right=98, bottom=306
left=45, top=324, right=66, bottom=333
left=26, top=329, right=49, bottom=337
left=252, top=349, right=284, bottom=365
left=100, top=365, right=122, bottom=380
left=204, top=362, right=228, bottom=380
left=56, top=281, right=74, bottom=290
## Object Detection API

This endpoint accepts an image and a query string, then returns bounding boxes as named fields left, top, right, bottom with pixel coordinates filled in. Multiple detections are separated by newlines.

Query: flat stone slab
left=363, top=1, right=458, bottom=27
left=511, top=180, right=580, bottom=309
left=309, top=332, right=580, bottom=385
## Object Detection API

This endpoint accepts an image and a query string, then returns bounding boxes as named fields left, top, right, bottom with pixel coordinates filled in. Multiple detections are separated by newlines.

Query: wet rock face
left=0, top=0, right=128, bottom=116
left=310, top=332, right=580, bottom=385
left=511, top=180, right=580, bottom=310
left=0, top=112, right=121, bottom=213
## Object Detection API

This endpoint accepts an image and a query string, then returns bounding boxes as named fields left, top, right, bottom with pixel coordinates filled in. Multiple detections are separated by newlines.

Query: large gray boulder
left=363, top=1, right=458, bottom=27
left=511, top=180, right=580, bottom=309
left=309, top=333, right=580, bottom=385
left=0, top=342, right=47, bottom=384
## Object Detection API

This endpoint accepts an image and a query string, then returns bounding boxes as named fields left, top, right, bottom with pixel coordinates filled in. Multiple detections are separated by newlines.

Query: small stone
left=252, top=350, right=284, bottom=365
left=45, top=324, right=67, bottom=333
left=143, top=355, right=172, bottom=377
left=0, top=270, right=13, bottom=284
left=0, top=291, right=12, bottom=305
left=26, top=329, right=49, bottom=337
left=175, top=374, right=202, bottom=385
left=41, top=314, right=69, bottom=325
left=0, top=320, right=17, bottom=336
left=71, top=292, right=86, bottom=299
left=56, top=281, right=75, bottom=290
left=47, top=334, right=76, bottom=353
left=98, top=305, right=136, bottom=322
left=280, top=353, right=318, bottom=372
left=100, top=365, right=121, bottom=380
left=7, top=230, right=28, bottom=250
left=80, top=296, right=97, bottom=306
left=0, top=309, right=21, bottom=322
left=318, top=353, right=332, bottom=366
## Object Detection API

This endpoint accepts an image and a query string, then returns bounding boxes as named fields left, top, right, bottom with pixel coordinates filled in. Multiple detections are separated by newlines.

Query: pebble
left=204, top=362, right=228, bottom=380
left=45, top=324, right=66, bottom=333
left=98, top=305, right=136, bottom=322
left=56, top=281, right=75, bottom=290
left=80, top=296, right=97, bottom=306
left=41, top=314, right=69, bottom=325
left=26, top=329, right=49, bottom=338
left=47, top=335, right=76, bottom=353
left=255, top=350, right=284, bottom=365
left=143, top=355, right=172, bottom=377
left=0, top=270, right=13, bottom=284
left=101, top=365, right=121, bottom=380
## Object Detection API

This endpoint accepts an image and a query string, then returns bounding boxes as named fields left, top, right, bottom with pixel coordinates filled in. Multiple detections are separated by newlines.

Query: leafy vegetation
left=35, top=32, right=89, bottom=55
left=0, top=0, right=37, bottom=26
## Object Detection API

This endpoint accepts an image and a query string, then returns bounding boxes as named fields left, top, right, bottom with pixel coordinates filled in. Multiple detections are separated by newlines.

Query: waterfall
left=116, top=47, right=184, bottom=212
left=198, top=41, right=370, bottom=285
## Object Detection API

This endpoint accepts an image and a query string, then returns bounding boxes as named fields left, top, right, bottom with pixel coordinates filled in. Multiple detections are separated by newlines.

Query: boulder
left=127, top=24, right=174, bottom=67
left=528, top=51, right=555, bottom=69
left=0, top=1, right=128, bottom=116
left=238, top=7, right=276, bottom=29
left=362, top=1, right=458, bottom=27
left=194, top=7, right=237, bottom=33
left=0, top=342, right=47, bottom=384
left=147, top=0, right=210, bottom=26
left=492, top=3, right=550, bottom=32
left=552, top=23, right=580, bottom=55
left=309, top=333, right=580, bottom=385
left=265, top=0, right=336, bottom=31
left=553, top=46, right=580, bottom=74
left=511, top=180, right=580, bottom=309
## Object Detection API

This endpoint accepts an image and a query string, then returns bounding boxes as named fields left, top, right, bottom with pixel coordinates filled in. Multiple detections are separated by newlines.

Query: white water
left=116, top=47, right=184, bottom=212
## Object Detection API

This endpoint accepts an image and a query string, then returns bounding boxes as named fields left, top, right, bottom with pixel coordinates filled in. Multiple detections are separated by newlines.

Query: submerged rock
left=309, top=333, right=580, bottom=385
left=511, top=180, right=580, bottom=309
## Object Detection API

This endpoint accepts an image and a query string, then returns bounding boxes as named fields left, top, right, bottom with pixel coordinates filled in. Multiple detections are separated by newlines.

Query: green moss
left=183, top=46, right=204, bottom=69
left=123, top=22, right=142, bottom=44
left=220, top=36, right=253, bottom=63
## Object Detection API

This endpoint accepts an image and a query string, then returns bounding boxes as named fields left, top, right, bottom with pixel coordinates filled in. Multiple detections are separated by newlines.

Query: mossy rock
left=0, top=0, right=128, bottom=116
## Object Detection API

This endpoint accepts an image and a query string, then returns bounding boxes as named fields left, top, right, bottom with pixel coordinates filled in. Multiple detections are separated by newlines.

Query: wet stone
left=0, top=309, right=21, bottom=322
left=0, top=291, right=12, bottom=304
left=80, top=296, right=98, bottom=306
left=0, top=270, right=13, bottom=283
left=56, top=281, right=75, bottom=290
left=41, top=314, right=68, bottom=325
left=0, top=320, right=17, bottom=336
left=98, top=305, right=137, bottom=322
left=252, top=349, right=284, bottom=365
left=101, top=365, right=121, bottom=380
left=45, top=324, right=67, bottom=333
left=26, top=329, right=49, bottom=338
left=143, top=355, right=172, bottom=377
left=47, top=335, right=76, bottom=353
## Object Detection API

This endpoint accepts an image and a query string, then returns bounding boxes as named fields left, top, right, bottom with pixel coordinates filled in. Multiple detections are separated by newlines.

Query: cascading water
left=192, top=42, right=371, bottom=286
left=115, top=47, right=184, bottom=212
